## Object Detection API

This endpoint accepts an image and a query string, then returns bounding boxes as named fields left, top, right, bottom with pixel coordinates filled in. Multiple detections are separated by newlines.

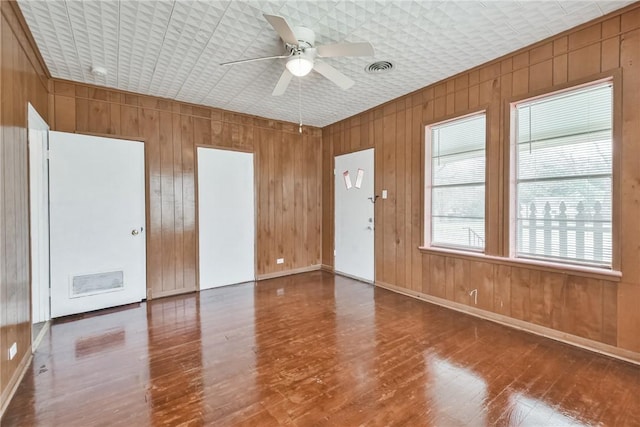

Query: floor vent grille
left=72, top=271, right=124, bottom=297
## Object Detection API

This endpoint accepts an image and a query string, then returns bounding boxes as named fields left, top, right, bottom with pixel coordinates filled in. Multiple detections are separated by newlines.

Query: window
left=425, top=113, right=486, bottom=251
left=513, top=82, right=612, bottom=268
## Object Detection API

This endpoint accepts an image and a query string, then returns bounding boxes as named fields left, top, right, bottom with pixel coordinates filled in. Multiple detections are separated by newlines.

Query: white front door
left=197, top=147, right=255, bottom=290
left=334, top=148, right=375, bottom=282
left=49, top=132, right=146, bottom=318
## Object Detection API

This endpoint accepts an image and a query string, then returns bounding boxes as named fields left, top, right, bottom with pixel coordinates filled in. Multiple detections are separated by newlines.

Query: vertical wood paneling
left=510, top=267, right=531, bottom=321
left=472, top=261, right=494, bottom=312
left=50, top=81, right=322, bottom=296
left=410, top=103, right=422, bottom=292
left=429, top=255, right=446, bottom=299
left=1, top=0, right=49, bottom=412
left=617, top=27, right=640, bottom=351
left=395, top=106, right=406, bottom=288
left=171, top=113, right=184, bottom=292
left=322, top=4, right=640, bottom=355
left=381, top=111, right=396, bottom=285
left=494, top=265, right=512, bottom=316
left=321, top=128, right=333, bottom=267
left=373, top=112, right=384, bottom=281
left=568, top=43, right=602, bottom=80
left=282, top=133, right=294, bottom=270
left=180, top=115, right=197, bottom=294
left=564, top=276, right=604, bottom=342
left=143, top=108, right=162, bottom=297
left=158, top=111, right=175, bottom=293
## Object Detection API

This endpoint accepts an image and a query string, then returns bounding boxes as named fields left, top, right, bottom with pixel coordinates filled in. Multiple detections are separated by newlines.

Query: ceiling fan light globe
left=286, top=56, right=313, bottom=77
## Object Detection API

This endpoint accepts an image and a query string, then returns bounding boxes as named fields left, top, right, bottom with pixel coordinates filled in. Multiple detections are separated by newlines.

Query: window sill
left=417, top=246, right=622, bottom=282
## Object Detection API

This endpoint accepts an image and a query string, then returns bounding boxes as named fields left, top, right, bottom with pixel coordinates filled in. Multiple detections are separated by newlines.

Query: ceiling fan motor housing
left=289, top=26, right=315, bottom=50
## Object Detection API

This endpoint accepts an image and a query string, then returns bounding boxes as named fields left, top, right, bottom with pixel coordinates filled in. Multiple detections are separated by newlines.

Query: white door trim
left=27, top=103, right=50, bottom=325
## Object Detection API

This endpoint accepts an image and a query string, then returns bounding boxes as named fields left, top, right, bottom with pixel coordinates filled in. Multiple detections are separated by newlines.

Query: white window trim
left=424, top=110, right=487, bottom=253
left=508, top=79, right=614, bottom=270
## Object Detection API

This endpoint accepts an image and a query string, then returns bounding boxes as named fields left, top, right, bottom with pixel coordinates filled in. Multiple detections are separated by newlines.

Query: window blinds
left=515, top=83, right=613, bottom=267
left=430, top=114, right=486, bottom=250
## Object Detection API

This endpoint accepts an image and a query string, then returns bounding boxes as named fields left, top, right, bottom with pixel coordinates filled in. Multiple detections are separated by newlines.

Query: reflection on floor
left=4, top=271, right=640, bottom=425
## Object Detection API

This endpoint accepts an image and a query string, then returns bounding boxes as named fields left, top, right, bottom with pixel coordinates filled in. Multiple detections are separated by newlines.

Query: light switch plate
left=382, top=190, right=388, bottom=199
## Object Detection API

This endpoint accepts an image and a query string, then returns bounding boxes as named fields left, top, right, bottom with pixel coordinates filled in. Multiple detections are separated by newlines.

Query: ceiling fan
left=220, top=14, right=375, bottom=96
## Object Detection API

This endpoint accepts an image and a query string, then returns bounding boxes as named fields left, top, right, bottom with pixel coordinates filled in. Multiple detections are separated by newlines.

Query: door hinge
left=334, top=249, right=336, bottom=256
left=45, top=150, right=51, bottom=160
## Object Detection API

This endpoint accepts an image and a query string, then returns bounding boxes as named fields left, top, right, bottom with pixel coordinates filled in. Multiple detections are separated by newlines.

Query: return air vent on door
left=71, top=271, right=124, bottom=297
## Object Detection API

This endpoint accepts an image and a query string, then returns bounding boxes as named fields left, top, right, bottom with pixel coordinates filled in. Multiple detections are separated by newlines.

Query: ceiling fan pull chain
left=298, top=76, right=303, bottom=134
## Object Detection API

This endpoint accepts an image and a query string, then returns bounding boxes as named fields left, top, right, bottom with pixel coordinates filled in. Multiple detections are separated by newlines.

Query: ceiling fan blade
left=264, top=14, right=299, bottom=46
left=272, top=69, right=293, bottom=96
left=317, top=42, right=374, bottom=58
left=313, top=61, right=354, bottom=90
left=220, top=54, right=289, bottom=66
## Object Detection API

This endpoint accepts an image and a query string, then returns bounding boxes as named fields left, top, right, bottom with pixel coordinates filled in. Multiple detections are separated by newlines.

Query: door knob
left=131, top=229, right=139, bottom=236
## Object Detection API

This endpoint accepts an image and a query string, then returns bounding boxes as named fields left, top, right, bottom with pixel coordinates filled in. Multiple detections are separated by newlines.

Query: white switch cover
left=276, top=258, right=284, bottom=264
left=382, top=190, right=388, bottom=199
left=8, top=342, right=17, bottom=360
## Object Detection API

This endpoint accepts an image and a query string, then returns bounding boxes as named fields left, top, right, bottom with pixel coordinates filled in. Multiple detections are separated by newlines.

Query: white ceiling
left=18, top=0, right=634, bottom=127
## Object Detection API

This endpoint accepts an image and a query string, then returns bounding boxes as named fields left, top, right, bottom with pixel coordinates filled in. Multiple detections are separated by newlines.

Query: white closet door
left=49, top=132, right=146, bottom=318
left=197, top=147, right=255, bottom=290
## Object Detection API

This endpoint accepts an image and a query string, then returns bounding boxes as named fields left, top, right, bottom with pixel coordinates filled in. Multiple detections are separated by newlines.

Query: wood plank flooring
left=3, top=271, right=640, bottom=426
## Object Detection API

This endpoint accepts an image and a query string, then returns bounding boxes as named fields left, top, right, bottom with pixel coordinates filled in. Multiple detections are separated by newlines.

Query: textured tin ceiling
left=17, top=0, right=634, bottom=127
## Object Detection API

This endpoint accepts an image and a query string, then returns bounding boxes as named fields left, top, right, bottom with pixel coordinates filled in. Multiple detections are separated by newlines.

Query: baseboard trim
left=320, top=264, right=334, bottom=272
left=150, top=287, right=197, bottom=300
left=257, top=264, right=321, bottom=280
left=0, top=347, right=33, bottom=419
left=334, top=270, right=373, bottom=284
left=375, top=280, right=640, bottom=366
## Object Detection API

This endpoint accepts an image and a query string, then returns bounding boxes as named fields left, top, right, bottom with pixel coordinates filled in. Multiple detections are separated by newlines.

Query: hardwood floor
left=3, top=271, right=640, bottom=426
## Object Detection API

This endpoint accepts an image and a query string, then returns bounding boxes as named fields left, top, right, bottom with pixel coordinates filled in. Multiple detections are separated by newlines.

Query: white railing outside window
left=513, top=82, right=613, bottom=268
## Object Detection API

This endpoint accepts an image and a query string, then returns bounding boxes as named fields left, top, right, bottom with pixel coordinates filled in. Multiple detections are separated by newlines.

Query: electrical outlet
left=8, top=342, right=17, bottom=360
left=382, top=190, right=388, bottom=199
left=276, top=258, right=284, bottom=264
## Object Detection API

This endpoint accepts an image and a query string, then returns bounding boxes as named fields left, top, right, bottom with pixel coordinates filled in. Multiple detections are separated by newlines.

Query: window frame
left=423, top=109, right=488, bottom=253
left=508, top=76, right=620, bottom=271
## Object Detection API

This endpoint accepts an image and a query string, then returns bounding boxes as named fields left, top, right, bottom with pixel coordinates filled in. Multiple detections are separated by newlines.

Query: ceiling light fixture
left=286, top=52, right=313, bottom=77
left=90, top=65, right=108, bottom=77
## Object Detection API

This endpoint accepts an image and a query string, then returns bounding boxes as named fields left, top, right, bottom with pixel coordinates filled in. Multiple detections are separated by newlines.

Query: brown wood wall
left=50, top=80, right=322, bottom=298
left=323, top=5, right=640, bottom=355
left=0, top=0, right=49, bottom=411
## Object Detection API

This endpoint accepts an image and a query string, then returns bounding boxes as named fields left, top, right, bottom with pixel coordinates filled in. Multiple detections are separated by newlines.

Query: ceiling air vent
left=365, top=61, right=394, bottom=74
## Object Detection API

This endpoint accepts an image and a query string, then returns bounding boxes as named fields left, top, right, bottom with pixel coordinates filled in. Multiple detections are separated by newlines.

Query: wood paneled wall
left=0, top=0, right=49, bottom=414
left=323, top=5, right=640, bottom=358
left=50, top=80, right=322, bottom=298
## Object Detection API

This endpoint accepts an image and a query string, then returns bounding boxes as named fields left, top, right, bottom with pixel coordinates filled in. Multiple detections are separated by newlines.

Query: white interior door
left=335, top=148, right=375, bottom=282
left=28, top=104, right=50, bottom=324
left=197, top=147, right=255, bottom=290
left=49, top=132, right=146, bottom=318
